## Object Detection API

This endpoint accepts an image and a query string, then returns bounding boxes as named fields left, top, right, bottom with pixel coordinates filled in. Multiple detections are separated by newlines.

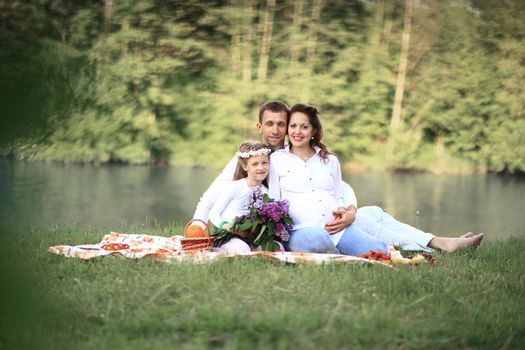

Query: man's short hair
left=258, top=100, right=290, bottom=123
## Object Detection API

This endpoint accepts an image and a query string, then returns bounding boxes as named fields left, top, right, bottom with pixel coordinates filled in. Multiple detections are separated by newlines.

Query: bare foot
left=446, top=233, right=484, bottom=253
left=429, top=233, right=484, bottom=253
left=460, top=232, right=476, bottom=238
left=473, top=233, right=484, bottom=246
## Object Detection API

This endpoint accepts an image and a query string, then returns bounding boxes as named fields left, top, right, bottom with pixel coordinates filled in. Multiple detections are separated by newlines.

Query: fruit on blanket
left=409, top=254, right=426, bottom=265
left=185, top=224, right=206, bottom=238
left=359, top=250, right=390, bottom=262
left=388, top=249, right=411, bottom=265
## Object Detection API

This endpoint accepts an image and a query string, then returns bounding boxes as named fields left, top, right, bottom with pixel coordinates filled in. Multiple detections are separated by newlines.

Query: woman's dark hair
left=289, top=103, right=330, bottom=162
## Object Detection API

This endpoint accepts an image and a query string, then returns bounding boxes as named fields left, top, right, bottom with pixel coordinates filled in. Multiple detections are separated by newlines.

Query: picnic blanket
left=48, top=232, right=427, bottom=266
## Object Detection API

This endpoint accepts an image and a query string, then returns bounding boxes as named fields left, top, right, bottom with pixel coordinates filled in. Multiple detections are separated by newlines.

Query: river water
left=0, top=159, right=523, bottom=240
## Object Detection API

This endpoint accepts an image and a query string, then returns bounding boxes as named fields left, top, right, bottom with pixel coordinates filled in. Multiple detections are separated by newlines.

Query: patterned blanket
left=48, top=231, right=394, bottom=266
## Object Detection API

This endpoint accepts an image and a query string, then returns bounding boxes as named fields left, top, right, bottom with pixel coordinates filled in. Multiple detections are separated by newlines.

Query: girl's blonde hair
left=233, top=141, right=272, bottom=181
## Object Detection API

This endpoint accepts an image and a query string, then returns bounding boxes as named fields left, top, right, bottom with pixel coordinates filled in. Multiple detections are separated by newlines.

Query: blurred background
left=0, top=0, right=524, bottom=236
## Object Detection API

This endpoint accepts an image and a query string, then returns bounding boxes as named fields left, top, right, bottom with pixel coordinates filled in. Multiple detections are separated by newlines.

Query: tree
left=0, top=0, right=84, bottom=148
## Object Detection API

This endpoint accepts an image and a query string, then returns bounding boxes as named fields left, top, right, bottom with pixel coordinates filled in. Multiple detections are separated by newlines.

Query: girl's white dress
left=209, top=178, right=268, bottom=228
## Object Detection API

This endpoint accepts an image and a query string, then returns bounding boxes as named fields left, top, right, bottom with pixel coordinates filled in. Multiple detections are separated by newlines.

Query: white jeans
left=356, top=206, right=435, bottom=252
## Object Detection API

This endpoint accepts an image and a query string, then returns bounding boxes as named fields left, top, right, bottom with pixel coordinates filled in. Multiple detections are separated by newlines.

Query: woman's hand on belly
left=324, top=208, right=356, bottom=234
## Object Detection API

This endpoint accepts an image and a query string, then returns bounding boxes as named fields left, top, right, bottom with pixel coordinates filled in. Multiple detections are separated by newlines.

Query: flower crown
left=236, top=147, right=272, bottom=159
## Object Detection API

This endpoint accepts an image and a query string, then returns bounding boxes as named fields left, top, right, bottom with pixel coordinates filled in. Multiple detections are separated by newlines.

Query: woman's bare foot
left=428, top=233, right=484, bottom=253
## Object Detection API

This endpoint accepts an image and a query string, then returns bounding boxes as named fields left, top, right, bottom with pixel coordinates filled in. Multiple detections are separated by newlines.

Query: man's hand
left=325, top=206, right=356, bottom=234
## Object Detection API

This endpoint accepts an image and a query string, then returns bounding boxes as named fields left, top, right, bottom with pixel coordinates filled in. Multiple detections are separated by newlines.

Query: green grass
left=1, top=224, right=524, bottom=349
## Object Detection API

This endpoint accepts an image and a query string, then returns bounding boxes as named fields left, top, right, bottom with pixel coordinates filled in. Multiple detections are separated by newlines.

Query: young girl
left=209, top=141, right=272, bottom=253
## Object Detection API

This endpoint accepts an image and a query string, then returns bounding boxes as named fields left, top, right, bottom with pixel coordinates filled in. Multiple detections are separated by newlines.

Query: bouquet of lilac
left=214, top=187, right=293, bottom=251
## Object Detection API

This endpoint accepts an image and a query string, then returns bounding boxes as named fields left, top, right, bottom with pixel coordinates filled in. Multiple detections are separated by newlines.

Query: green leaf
left=211, top=228, right=235, bottom=246
left=260, top=240, right=279, bottom=252
left=253, top=225, right=267, bottom=245
left=238, top=221, right=253, bottom=231
left=267, top=220, right=275, bottom=234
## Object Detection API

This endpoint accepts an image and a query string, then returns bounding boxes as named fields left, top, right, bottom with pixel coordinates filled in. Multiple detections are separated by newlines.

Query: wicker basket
left=181, top=219, right=214, bottom=252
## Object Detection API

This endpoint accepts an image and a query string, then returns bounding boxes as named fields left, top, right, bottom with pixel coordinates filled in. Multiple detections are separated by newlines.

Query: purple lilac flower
left=280, top=230, right=291, bottom=242
left=243, top=189, right=293, bottom=244
left=246, top=212, right=256, bottom=222
left=248, top=187, right=265, bottom=209
left=257, top=203, right=277, bottom=222
left=275, top=222, right=284, bottom=235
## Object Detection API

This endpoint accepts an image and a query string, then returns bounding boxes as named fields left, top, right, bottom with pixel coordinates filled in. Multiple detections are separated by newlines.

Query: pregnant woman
left=268, top=103, right=483, bottom=255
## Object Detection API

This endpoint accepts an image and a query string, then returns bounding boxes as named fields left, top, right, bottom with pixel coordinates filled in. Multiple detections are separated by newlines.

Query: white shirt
left=192, top=147, right=357, bottom=223
left=268, top=146, right=349, bottom=245
left=193, top=156, right=237, bottom=221
left=208, top=179, right=268, bottom=227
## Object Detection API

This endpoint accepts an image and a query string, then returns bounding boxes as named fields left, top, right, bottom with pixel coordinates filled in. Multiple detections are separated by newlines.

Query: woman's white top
left=268, top=146, right=346, bottom=245
left=208, top=178, right=269, bottom=227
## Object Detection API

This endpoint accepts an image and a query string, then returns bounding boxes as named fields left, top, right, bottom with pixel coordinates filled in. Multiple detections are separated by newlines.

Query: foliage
left=213, top=187, right=293, bottom=251
left=1, top=0, right=524, bottom=173
left=0, top=0, right=81, bottom=147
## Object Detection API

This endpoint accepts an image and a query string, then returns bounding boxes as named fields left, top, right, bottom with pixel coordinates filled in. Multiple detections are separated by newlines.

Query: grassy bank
left=343, top=142, right=486, bottom=175
left=1, top=224, right=524, bottom=349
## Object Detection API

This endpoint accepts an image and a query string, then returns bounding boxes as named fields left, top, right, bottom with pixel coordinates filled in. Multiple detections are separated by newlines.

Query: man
left=193, top=100, right=483, bottom=254
left=192, top=100, right=290, bottom=222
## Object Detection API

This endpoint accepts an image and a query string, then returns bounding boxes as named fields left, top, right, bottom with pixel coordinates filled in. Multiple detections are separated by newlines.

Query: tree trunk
left=290, top=0, right=304, bottom=65
left=241, top=0, right=254, bottom=83
left=104, top=0, right=113, bottom=33
left=257, top=0, right=275, bottom=81
left=122, top=20, right=129, bottom=54
left=390, top=0, right=413, bottom=130
left=230, top=0, right=241, bottom=78
left=302, top=0, right=323, bottom=101
left=373, top=0, right=385, bottom=49
left=381, top=0, right=394, bottom=51
left=305, top=0, right=323, bottom=70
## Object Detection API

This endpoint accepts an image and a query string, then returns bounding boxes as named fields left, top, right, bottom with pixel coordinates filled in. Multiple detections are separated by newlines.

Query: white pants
left=356, top=206, right=435, bottom=252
